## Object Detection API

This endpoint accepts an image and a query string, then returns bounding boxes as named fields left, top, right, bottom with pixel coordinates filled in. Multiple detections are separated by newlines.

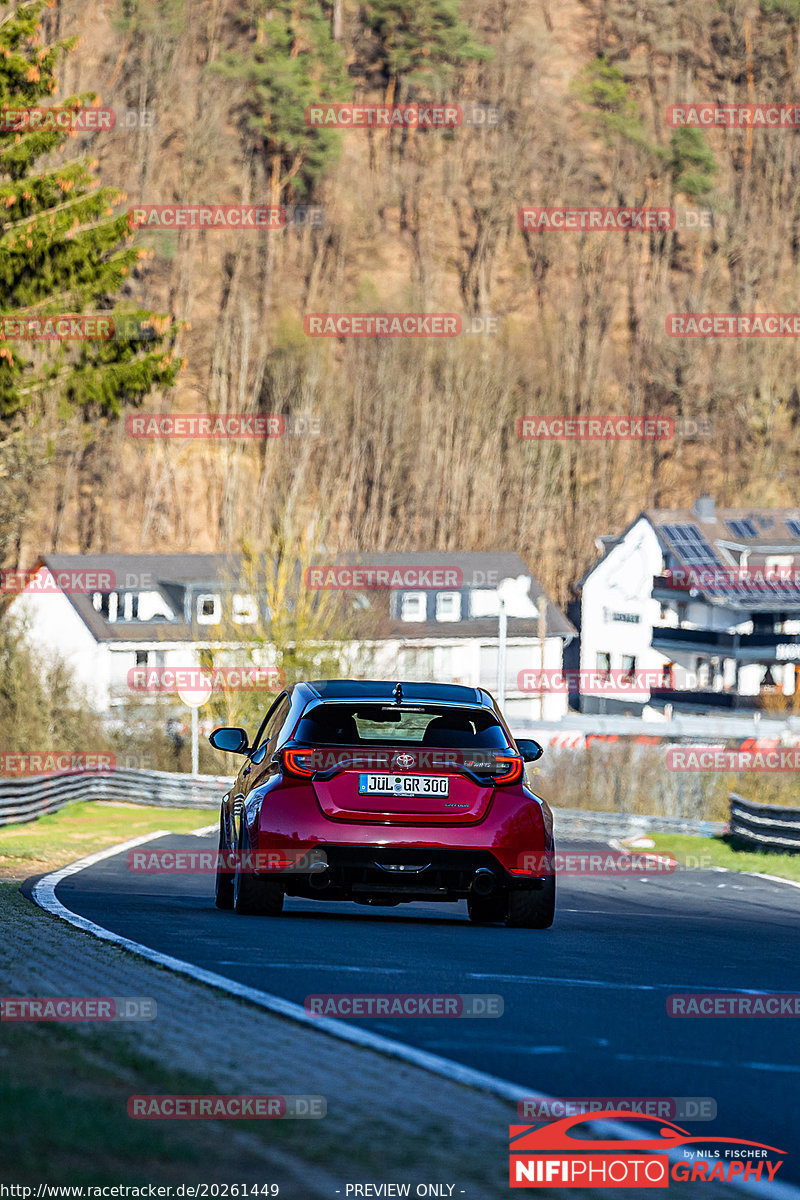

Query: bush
left=0, top=614, right=108, bottom=757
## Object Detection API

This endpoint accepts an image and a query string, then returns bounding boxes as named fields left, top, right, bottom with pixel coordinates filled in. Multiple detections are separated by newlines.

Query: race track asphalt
left=39, top=831, right=800, bottom=1181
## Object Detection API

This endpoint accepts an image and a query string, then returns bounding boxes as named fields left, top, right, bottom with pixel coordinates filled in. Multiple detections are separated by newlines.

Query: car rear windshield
left=293, top=703, right=511, bottom=749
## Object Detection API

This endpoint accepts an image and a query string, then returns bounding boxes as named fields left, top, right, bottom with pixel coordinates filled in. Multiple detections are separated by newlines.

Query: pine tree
left=573, top=57, right=651, bottom=148
left=668, top=128, right=717, bottom=199
left=0, top=0, right=182, bottom=426
left=360, top=0, right=491, bottom=105
left=213, top=1, right=350, bottom=207
left=761, top=0, right=800, bottom=19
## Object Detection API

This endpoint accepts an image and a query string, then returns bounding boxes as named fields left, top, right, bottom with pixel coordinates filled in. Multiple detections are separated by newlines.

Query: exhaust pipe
left=308, top=865, right=331, bottom=891
left=471, top=867, right=496, bottom=897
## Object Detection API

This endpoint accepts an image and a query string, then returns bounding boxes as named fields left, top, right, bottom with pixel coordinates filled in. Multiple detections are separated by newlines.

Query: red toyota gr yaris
left=210, top=680, right=555, bottom=927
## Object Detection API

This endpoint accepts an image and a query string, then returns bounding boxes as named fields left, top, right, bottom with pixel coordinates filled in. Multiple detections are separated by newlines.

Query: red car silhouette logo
left=510, top=1111, right=785, bottom=1154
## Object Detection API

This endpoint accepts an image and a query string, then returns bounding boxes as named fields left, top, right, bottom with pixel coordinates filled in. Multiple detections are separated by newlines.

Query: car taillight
left=490, top=755, right=524, bottom=785
left=282, top=748, right=319, bottom=777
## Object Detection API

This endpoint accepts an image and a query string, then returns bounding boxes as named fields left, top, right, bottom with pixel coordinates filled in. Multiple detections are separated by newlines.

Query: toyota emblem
left=393, top=752, right=415, bottom=770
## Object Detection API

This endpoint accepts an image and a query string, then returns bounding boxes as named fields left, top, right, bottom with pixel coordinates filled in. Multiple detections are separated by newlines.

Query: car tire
left=506, top=872, right=555, bottom=929
left=215, top=811, right=234, bottom=910
left=233, top=820, right=284, bottom=916
left=467, top=893, right=506, bottom=924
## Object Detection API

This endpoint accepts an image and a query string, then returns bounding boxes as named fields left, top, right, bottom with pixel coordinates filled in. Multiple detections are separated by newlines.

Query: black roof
left=305, top=679, right=493, bottom=706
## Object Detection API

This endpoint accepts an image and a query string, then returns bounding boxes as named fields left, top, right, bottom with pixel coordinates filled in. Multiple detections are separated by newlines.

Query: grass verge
left=0, top=1010, right=356, bottom=1186
left=0, top=801, right=214, bottom=880
left=627, top=832, right=800, bottom=883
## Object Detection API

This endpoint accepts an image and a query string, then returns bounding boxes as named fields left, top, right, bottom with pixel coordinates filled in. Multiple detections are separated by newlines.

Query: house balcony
left=648, top=687, right=765, bottom=712
left=652, top=573, right=690, bottom=597
left=652, top=626, right=800, bottom=663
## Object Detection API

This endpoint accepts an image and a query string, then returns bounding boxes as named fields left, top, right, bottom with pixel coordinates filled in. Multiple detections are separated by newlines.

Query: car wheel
left=506, top=873, right=555, bottom=929
left=467, top=893, right=506, bottom=924
left=233, top=820, right=284, bottom=916
left=214, top=810, right=234, bottom=910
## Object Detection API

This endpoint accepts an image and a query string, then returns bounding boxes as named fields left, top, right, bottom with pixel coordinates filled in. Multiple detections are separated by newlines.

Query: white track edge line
left=610, top=838, right=800, bottom=894
left=744, top=872, right=800, bottom=892
left=28, top=832, right=800, bottom=1200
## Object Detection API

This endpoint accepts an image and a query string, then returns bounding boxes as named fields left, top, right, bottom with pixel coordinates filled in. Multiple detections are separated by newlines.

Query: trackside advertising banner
left=509, top=1116, right=786, bottom=1187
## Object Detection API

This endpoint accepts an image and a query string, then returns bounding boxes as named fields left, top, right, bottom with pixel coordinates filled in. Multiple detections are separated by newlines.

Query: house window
left=479, top=644, right=499, bottom=691
left=435, top=645, right=456, bottom=679
left=505, top=645, right=537, bottom=691
left=470, top=589, right=500, bottom=618
left=232, top=593, right=258, bottom=624
left=199, top=649, right=214, bottom=673
left=766, top=555, right=793, bottom=579
left=596, top=652, right=611, bottom=679
left=478, top=644, right=536, bottom=691
left=135, top=650, right=148, bottom=667
left=398, top=647, right=435, bottom=680
left=621, top=655, right=636, bottom=682
left=136, top=591, right=174, bottom=622
left=677, top=602, right=687, bottom=626
left=196, top=594, right=221, bottom=625
left=435, top=592, right=461, bottom=622
left=121, top=592, right=138, bottom=621
left=400, top=592, right=427, bottom=622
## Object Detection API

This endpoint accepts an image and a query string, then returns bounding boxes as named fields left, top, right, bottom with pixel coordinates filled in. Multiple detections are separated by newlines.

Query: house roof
left=331, top=551, right=575, bottom=638
left=645, top=504, right=800, bottom=550
left=24, top=551, right=575, bottom=644
left=646, top=504, right=800, bottom=610
left=31, top=553, right=240, bottom=644
left=577, top=501, right=800, bottom=611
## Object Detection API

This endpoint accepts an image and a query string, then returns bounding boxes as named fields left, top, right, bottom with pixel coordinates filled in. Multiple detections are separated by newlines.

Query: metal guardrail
left=0, top=767, right=227, bottom=828
left=513, top=713, right=799, bottom=739
left=0, top=765, right=727, bottom=841
left=552, top=807, right=726, bottom=840
left=729, top=793, right=800, bottom=853
left=3, top=770, right=796, bottom=859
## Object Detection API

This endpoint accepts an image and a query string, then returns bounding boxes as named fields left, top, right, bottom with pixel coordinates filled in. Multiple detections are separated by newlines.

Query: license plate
left=358, top=773, right=449, bottom=797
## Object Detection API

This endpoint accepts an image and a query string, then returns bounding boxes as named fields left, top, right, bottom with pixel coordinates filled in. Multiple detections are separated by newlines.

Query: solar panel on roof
left=709, top=574, right=800, bottom=607
left=786, top=519, right=800, bottom=538
left=728, top=518, right=758, bottom=539
left=662, top=523, right=719, bottom=566
left=663, top=522, right=800, bottom=606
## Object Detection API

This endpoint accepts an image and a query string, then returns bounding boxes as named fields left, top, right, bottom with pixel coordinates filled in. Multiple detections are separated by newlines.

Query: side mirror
left=209, top=726, right=249, bottom=754
left=516, top=738, right=543, bottom=763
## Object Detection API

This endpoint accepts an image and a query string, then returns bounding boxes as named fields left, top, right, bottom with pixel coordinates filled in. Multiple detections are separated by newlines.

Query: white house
left=9, top=550, right=575, bottom=724
left=570, top=496, right=800, bottom=717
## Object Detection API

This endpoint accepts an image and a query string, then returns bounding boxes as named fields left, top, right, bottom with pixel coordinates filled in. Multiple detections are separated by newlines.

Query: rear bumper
left=240, top=776, right=553, bottom=900
left=277, top=845, right=550, bottom=902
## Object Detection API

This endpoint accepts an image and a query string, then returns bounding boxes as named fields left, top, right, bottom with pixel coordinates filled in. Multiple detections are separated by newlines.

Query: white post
left=191, top=705, right=199, bottom=777
left=497, top=596, right=507, bottom=709
left=537, top=593, right=547, bottom=721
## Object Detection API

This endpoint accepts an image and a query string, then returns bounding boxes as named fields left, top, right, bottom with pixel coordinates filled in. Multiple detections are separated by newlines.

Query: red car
left=210, top=680, right=554, bottom=927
